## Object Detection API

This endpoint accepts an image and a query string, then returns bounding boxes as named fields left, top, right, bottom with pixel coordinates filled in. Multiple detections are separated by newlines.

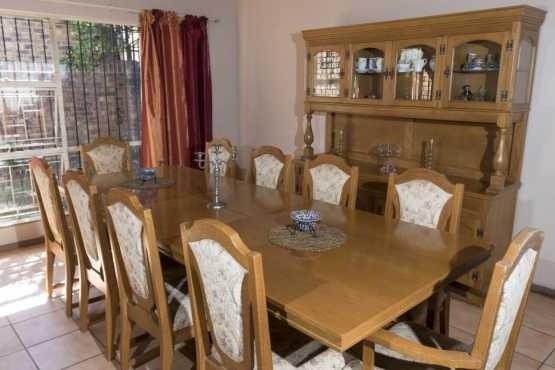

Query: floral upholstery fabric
left=254, top=154, right=284, bottom=189
left=87, top=144, right=126, bottom=175
left=208, top=145, right=231, bottom=176
left=190, top=239, right=247, bottom=362
left=395, top=180, right=453, bottom=229
left=309, top=164, right=350, bottom=205
left=33, top=167, right=62, bottom=243
left=164, top=277, right=193, bottom=331
left=484, top=249, right=537, bottom=370
left=66, top=180, right=98, bottom=262
left=107, top=202, right=149, bottom=300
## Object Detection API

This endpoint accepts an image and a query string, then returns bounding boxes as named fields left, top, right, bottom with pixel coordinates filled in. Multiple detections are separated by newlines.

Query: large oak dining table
left=92, top=166, right=490, bottom=352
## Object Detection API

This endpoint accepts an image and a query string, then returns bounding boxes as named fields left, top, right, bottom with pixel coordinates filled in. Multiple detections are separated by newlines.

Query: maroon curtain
left=181, top=16, right=213, bottom=168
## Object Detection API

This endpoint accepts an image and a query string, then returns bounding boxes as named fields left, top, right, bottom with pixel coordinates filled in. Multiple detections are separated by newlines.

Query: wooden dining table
left=92, top=166, right=490, bottom=352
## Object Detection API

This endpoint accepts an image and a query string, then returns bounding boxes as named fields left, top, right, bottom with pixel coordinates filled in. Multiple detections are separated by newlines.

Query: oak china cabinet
left=299, top=6, right=545, bottom=297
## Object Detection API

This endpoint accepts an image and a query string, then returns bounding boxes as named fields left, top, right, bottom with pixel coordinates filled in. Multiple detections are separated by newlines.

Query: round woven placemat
left=121, top=177, right=175, bottom=190
left=268, top=224, right=345, bottom=252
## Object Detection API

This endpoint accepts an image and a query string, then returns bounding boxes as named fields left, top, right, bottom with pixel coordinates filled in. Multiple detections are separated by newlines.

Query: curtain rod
left=38, top=0, right=220, bottom=23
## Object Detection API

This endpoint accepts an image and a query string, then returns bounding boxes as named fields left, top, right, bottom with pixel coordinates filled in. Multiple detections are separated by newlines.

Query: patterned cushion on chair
left=395, top=180, right=453, bottom=229
left=107, top=202, right=150, bottom=300
left=33, top=167, right=63, bottom=243
left=190, top=238, right=248, bottom=363
left=208, top=146, right=232, bottom=175
left=164, top=277, right=193, bottom=331
left=254, top=154, right=284, bottom=189
left=66, top=180, right=98, bottom=262
left=309, top=164, right=350, bottom=205
left=87, top=144, right=126, bottom=175
left=375, top=322, right=469, bottom=368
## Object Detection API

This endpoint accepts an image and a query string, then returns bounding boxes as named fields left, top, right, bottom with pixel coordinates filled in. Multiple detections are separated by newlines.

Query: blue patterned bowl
left=290, top=209, right=320, bottom=233
left=139, top=168, right=156, bottom=182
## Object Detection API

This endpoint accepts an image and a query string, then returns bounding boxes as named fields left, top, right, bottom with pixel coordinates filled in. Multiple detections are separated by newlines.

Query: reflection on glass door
left=352, top=47, right=385, bottom=100
left=450, top=40, right=501, bottom=103
left=313, top=50, right=342, bottom=97
left=395, top=45, right=436, bottom=102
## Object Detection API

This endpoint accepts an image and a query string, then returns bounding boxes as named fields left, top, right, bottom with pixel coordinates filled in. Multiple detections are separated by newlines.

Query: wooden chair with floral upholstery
left=362, top=228, right=544, bottom=370
left=249, top=145, right=292, bottom=192
left=302, top=154, right=359, bottom=209
left=181, top=218, right=363, bottom=370
left=30, top=157, right=77, bottom=317
left=103, top=188, right=193, bottom=370
left=80, top=136, right=132, bottom=177
left=384, top=167, right=464, bottom=334
left=62, top=171, right=118, bottom=360
left=205, top=138, right=237, bottom=178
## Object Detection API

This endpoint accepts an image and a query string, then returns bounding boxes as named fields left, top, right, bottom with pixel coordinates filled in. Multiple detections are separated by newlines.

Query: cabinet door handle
left=443, top=66, right=451, bottom=78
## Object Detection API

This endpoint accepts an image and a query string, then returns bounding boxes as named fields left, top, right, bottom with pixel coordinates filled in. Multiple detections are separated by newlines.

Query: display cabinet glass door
left=350, top=43, right=389, bottom=103
left=512, top=34, right=538, bottom=106
left=308, top=47, right=346, bottom=99
left=444, top=33, right=508, bottom=109
left=392, top=39, right=441, bottom=107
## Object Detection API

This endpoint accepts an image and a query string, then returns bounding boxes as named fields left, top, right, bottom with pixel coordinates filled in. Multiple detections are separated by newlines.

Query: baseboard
left=531, top=284, right=555, bottom=299
left=0, top=237, right=43, bottom=252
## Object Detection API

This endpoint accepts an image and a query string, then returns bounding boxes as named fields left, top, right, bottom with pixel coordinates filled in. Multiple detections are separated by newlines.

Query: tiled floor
left=1, top=244, right=554, bottom=370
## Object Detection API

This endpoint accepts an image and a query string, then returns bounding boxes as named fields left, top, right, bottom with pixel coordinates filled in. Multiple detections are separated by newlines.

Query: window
left=0, top=15, right=140, bottom=225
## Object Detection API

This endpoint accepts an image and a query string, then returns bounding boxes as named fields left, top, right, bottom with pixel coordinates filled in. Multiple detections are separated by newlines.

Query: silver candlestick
left=194, top=144, right=235, bottom=210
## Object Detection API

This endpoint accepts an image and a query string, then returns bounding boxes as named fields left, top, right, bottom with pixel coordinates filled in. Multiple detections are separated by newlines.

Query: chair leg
left=362, top=342, right=375, bottom=370
left=65, top=259, right=76, bottom=317
left=105, top=290, right=117, bottom=361
left=78, top=270, right=90, bottom=331
left=160, top=333, right=174, bottom=370
left=120, top=314, right=133, bottom=370
left=440, top=293, right=450, bottom=336
left=45, top=246, right=55, bottom=298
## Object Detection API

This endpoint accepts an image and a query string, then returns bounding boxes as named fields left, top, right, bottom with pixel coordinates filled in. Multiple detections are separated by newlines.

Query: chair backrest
left=384, top=168, right=464, bottom=234
left=205, top=138, right=236, bottom=178
left=62, top=171, right=113, bottom=279
left=302, top=154, right=359, bottom=209
left=250, top=145, right=292, bottom=192
left=103, top=188, right=172, bottom=333
left=181, top=219, right=273, bottom=370
left=472, top=228, right=543, bottom=370
left=29, top=157, right=71, bottom=246
left=80, top=136, right=132, bottom=176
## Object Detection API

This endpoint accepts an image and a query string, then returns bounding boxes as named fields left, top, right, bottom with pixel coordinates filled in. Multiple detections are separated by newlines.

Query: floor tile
left=515, top=326, right=555, bottom=362
left=448, top=325, right=474, bottom=345
left=0, top=244, right=44, bottom=270
left=539, top=366, right=555, bottom=370
left=0, top=325, right=24, bottom=357
left=545, top=349, right=555, bottom=367
left=64, top=354, right=118, bottom=370
left=510, top=352, right=542, bottom=370
left=134, top=347, right=194, bottom=370
left=0, top=350, right=38, bottom=370
left=449, top=298, right=481, bottom=335
left=523, top=293, right=555, bottom=336
left=28, top=331, right=102, bottom=370
left=0, top=315, right=9, bottom=327
left=7, top=299, right=64, bottom=324
left=13, top=309, right=78, bottom=347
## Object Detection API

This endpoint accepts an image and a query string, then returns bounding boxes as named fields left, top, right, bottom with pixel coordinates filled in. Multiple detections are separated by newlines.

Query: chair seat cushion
left=164, top=278, right=193, bottom=331
left=374, top=322, right=470, bottom=370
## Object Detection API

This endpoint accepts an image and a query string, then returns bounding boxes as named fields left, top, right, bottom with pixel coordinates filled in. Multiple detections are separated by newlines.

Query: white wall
left=238, top=0, right=555, bottom=288
left=0, top=0, right=240, bottom=245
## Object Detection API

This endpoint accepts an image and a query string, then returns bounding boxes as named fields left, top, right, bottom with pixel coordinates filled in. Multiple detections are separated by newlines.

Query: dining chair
left=384, top=168, right=464, bottom=234
left=62, top=171, right=118, bottom=360
left=302, top=154, right=359, bottom=209
left=362, top=228, right=544, bottom=370
left=249, top=145, right=292, bottom=192
left=205, top=138, right=237, bottom=178
left=80, top=136, right=132, bottom=177
left=384, top=167, right=464, bottom=334
left=30, top=157, right=77, bottom=317
left=181, top=218, right=363, bottom=370
left=103, top=188, right=194, bottom=370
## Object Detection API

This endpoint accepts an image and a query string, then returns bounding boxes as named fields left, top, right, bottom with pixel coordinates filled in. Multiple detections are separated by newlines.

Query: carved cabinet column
left=303, top=112, right=315, bottom=159
left=488, top=114, right=512, bottom=193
